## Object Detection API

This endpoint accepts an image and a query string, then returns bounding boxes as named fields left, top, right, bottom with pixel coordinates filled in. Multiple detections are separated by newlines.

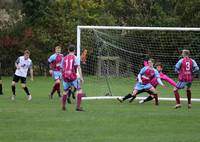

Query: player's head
left=148, top=58, right=155, bottom=67
left=182, top=49, right=190, bottom=57
left=55, top=46, right=62, bottom=54
left=155, top=62, right=163, bottom=72
left=68, top=44, right=75, bottom=53
left=24, top=49, right=30, bottom=60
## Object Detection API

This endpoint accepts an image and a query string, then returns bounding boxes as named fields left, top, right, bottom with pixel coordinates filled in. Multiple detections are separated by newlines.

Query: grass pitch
left=0, top=76, right=200, bottom=142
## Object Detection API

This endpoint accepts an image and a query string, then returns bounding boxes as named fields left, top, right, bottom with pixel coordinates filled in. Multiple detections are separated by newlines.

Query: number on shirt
left=65, top=59, right=73, bottom=70
left=186, top=62, right=190, bottom=71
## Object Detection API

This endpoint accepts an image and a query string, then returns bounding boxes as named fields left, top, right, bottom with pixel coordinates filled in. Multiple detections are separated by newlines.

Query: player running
left=117, top=59, right=165, bottom=104
left=138, top=62, right=177, bottom=105
left=48, top=46, right=63, bottom=99
left=11, top=49, right=33, bottom=101
left=173, top=49, right=199, bottom=109
left=61, top=44, right=84, bottom=111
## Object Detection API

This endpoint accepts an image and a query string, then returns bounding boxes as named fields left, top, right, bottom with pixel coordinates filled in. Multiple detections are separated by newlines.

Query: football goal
left=77, top=26, right=200, bottom=101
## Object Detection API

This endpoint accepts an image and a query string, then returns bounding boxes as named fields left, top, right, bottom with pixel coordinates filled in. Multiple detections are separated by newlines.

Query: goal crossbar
left=77, top=26, right=200, bottom=31
left=76, top=25, right=200, bottom=58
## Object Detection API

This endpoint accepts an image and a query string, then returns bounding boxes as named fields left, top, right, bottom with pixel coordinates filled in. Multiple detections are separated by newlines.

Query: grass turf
left=0, top=76, right=200, bottom=142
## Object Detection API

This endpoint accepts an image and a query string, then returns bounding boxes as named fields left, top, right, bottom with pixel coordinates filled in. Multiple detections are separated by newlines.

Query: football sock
left=12, top=85, right=16, bottom=95
left=72, top=90, right=76, bottom=99
left=153, top=94, right=159, bottom=105
left=0, top=84, right=2, bottom=94
left=123, top=93, right=133, bottom=101
left=51, top=83, right=58, bottom=95
left=129, top=95, right=136, bottom=102
left=187, top=90, right=191, bottom=104
left=174, top=90, right=180, bottom=104
left=144, top=95, right=154, bottom=102
left=68, top=89, right=72, bottom=98
left=24, top=87, right=30, bottom=95
left=57, top=90, right=61, bottom=97
left=56, top=83, right=61, bottom=97
left=62, top=94, right=67, bottom=107
left=77, top=93, right=83, bottom=109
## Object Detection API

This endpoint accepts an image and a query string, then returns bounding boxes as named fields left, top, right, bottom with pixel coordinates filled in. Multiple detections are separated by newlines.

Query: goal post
left=77, top=26, right=200, bottom=98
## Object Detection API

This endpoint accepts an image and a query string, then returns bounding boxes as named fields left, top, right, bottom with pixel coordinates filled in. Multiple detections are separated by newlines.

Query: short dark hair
left=155, top=62, right=163, bottom=68
left=24, top=49, right=30, bottom=55
left=148, top=58, right=155, bottom=64
left=182, top=49, right=190, bottom=57
left=68, top=44, right=75, bottom=52
left=55, top=46, right=61, bottom=50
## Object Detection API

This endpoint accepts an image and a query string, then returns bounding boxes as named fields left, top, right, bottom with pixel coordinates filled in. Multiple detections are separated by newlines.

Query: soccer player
left=48, top=46, right=63, bottom=99
left=173, top=49, right=199, bottom=109
left=117, top=59, right=165, bottom=104
left=11, top=49, right=33, bottom=101
left=139, top=62, right=177, bottom=105
left=61, top=44, right=84, bottom=111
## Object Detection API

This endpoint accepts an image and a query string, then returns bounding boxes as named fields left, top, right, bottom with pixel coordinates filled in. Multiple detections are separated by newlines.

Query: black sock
left=144, top=95, right=154, bottom=102
left=68, top=89, right=72, bottom=98
left=129, top=95, right=136, bottom=102
left=12, top=85, right=16, bottom=95
left=24, top=87, right=30, bottom=96
left=0, top=84, right=2, bottom=94
left=72, top=90, right=76, bottom=99
left=57, top=90, right=61, bottom=97
left=123, top=93, right=133, bottom=101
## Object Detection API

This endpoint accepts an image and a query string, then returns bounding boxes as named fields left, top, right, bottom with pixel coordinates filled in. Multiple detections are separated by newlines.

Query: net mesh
left=79, top=27, right=200, bottom=97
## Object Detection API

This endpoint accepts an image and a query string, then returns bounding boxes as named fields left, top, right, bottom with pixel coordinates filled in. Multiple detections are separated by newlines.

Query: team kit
left=2, top=45, right=199, bottom=111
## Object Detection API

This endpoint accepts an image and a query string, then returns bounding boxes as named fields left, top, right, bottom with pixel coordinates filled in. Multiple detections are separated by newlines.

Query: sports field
left=0, top=76, right=200, bottom=142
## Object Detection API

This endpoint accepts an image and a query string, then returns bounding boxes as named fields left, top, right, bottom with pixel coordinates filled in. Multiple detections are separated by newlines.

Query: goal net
left=77, top=26, right=200, bottom=98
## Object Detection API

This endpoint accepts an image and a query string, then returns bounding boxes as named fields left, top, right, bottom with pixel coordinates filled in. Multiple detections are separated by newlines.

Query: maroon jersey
left=62, top=54, right=78, bottom=82
left=141, top=68, right=156, bottom=85
left=50, top=54, right=63, bottom=71
left=178, top=57, right=193, bottom=82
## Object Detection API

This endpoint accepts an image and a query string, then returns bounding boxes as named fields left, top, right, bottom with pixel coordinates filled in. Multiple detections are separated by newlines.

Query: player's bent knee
left=76, top=89, right=83, bottom=94
left=11, top=81, right=16, bottom=86
left=150, top=88, right=157, bottom=94
left=187, top=88, right=191, bottom=91
left=21, top=84, right=26, bottom=88
left=55, top=79, right=61, bottom=84
left=173, top=87, right=178, bottom=91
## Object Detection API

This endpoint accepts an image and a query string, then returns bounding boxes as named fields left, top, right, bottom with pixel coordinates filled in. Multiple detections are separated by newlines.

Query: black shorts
left=13, top=74, right=26, bottom=84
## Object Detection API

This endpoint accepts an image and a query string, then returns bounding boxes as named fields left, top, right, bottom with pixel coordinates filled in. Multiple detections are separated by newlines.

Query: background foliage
left=0, top=0, right=200, bottom=75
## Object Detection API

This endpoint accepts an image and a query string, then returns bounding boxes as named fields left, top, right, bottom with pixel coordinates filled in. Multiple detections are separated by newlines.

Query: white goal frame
left=77, top=26, right=200, bottom=102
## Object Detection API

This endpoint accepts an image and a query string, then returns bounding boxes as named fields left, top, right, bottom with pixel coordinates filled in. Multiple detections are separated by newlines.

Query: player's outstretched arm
left=155, top=70, right=165, bottom=88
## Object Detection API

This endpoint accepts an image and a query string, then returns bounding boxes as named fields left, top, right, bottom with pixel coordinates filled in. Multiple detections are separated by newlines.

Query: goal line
left=83, top=96, right=200, bottom=102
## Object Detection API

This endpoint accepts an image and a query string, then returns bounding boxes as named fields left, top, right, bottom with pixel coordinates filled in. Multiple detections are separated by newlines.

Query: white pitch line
left=82, top=96, right=200, bottom=102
